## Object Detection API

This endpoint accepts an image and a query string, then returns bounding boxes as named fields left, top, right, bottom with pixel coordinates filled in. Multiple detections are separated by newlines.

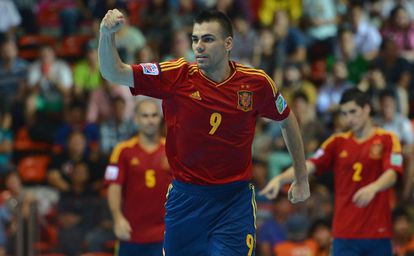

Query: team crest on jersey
left=369, top=141, right=383, bottom=159
left=237, top=90, right=253, bottom=112
left=140, top=63, right=159, bottom=75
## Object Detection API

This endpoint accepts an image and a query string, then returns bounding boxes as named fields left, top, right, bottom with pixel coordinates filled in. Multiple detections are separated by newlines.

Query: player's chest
left=334, top=139, right=385, bottom=177
left=174, top=77, right=259, bottom=115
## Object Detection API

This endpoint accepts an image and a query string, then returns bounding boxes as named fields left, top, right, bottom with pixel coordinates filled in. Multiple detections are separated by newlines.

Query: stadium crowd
left=0, top=0, right=414, bottom=255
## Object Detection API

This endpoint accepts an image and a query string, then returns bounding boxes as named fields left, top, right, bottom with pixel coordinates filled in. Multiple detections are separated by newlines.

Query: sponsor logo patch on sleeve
left=140, top=63, right=159, bottom=75
left=391, top=153, right=403, bottom=166
left=105, top=166, right=119, bottom=180
left=275, top=94, right=287, bottom=114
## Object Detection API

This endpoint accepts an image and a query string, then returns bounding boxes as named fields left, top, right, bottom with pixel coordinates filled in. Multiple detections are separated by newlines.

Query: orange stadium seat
left=127, top=0, right=146, bottom=27
left=17, top=155, right=50, bottom=183
left=18, top=34, right=56, bottom=61
left=56, top=34, right=93, bottom=60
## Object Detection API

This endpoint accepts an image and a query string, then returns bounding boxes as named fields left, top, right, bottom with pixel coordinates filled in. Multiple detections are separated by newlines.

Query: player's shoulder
left=321, top=131, right=352, bottom=147
left=373, top=127, right=400, bottom=141
left=233, top=62, right=278, bottom=96
left=159, top=57, right=190, bottom=73
left=110, top=136, right=139, bottom=162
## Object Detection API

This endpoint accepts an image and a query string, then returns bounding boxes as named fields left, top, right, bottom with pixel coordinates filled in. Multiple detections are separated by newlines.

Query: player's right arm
left=98, top=9, right=133, bottom=87
left=108, top=183, right=132, bottom=240
left=260, top=161, right=316, bottom=200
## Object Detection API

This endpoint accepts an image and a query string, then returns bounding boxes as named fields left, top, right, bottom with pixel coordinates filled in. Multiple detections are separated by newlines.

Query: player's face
left=136, top=102, right=161, bottom=137
left=340, top=101, right=370, bottom=132
left=191, top=21, right=232, bottom=72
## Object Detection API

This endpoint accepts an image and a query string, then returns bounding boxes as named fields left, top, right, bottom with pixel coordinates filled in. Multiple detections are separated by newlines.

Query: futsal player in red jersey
left=105, top=99, right=172, bottom=255
left=262, top=88, right=403, bottom=256
left=99, top=9, right=310, bottom=255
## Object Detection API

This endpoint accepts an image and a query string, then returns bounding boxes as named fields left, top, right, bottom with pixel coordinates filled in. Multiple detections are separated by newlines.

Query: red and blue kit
left=104, top=136, right=172, bottom=244
left=309, top=128, right=403, bottom=239
left=130, top=58, right=290, bottom=185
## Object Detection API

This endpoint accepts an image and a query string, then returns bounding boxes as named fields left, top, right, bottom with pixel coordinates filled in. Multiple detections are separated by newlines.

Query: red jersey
left=130, top=58, right=290, bottom=184
left=309, top=128, right=403, bottom=239
left=104, top=136, right=172, bottom=243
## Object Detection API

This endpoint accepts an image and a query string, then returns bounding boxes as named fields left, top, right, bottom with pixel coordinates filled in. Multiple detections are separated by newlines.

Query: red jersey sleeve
left=258, top=77, right=290, bottom=121
left=309, top=135, right=337, bottom=176
left=382, top=132, right=403, bottom=175
left=130, top=58, right=187, bottom=99
left=104, top=144, right=127, bottom=185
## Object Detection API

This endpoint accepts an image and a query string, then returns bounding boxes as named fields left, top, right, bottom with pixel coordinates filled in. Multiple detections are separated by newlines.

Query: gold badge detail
left=237, top=90, right=253, bottom=112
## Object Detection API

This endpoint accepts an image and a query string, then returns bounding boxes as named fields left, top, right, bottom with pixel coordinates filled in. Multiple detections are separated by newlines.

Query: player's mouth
left=196, top=55, right=208, bottom=61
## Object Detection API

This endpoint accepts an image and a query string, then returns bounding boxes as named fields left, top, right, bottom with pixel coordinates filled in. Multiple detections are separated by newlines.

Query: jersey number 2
left=209, top=112, right=222, bottom=135
left=352, top=162, right=363, bottom=182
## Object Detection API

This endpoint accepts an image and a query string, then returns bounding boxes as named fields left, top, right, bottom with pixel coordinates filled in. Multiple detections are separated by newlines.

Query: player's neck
left=201, top=61, right=231, bottom=83
left=138, top=133, right=160, bottom=151
left=353, top=119, right=374, bottom=139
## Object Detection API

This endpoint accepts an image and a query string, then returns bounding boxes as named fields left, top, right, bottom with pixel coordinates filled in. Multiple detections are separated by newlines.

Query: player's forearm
left=278, top=161, right=315, bottom=185
left=98, top=33, right=133, bottom=87
left=107, top=184, right=124, bottom=221
left=369, top=169, right=397, bottom=193
left=280, top=112, right=308, bottom=181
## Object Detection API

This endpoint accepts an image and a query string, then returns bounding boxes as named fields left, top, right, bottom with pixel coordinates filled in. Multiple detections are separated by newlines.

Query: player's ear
left=224, top=36, right=233, bottom=52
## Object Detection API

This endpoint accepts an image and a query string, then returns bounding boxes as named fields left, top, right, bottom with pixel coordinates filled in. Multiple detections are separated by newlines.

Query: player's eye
left=203, top=37, right=214, bottom=43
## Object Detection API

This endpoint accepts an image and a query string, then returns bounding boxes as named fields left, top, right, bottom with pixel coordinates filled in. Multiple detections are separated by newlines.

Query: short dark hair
left=379, top=89, right=397, bottom=101
left=194, top=10, right=233, bottom=38
left=339, top=88, right=371, bottom=108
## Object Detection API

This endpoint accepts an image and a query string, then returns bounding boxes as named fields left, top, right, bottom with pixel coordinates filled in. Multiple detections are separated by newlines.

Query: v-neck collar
left=198, top=61, right=237, bottom=87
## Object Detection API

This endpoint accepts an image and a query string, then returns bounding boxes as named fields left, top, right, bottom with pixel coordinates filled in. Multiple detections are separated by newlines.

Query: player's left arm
left=279, top=111, right=310, bottom=203
left=352, top=169, right=397, bottom=208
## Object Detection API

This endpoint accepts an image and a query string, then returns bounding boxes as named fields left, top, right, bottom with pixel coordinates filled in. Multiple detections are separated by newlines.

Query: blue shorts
left=163, top=180, right=257, bottom=256
left=116, top=240, right=163, bottom=256
left=332, top=238, right=392, bottom=256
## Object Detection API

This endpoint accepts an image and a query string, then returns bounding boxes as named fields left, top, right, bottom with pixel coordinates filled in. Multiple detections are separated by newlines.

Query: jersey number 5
left=352, top=162, right=363, bottom=182
left=209, top=112, right=222, bottom=135
left=145, top=169, right=156, bottom=188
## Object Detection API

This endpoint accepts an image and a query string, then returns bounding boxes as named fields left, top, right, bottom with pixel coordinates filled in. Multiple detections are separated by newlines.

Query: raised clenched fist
left=100, top=9, right=125, bottom=36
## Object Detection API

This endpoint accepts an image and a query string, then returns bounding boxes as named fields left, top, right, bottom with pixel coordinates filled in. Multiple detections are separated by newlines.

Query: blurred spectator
left=3, top=171, right=36, bottom=255
left=271, top=10, right=307, bottom=84
left=14, top=0, right=38, bottom=34
left=392, top=207, right=414, bottom=255
left=53, top=99, right=99, bottom=154
left=115, top=9, right=146, bottom=64
left=317, top=60, right=353, bottom=123
left=382, top=5, right=414, bottom=62
left=280, top=62, right=317, bottom=107
left=172, top=0, right=201, bottom=34
left=292, top=92, right=327, bottom=156
left=251, top=158, right=270, bottom=195
left=140, top=0, right=173, bottom=57
left=136, top=43, right=159, bottom=63
left=99, top=96, right=136, bottom=157
left=380, top=0, right=414, bottom=20
left=252, top=27, right=277, bottom=78
left=257, top=195, right=293, bottom=256
left=73, top=39, right=102, bottom=100
left=57, top=161, right=102, bottom=255
left=302, top=0, right=338, bottom=60
left=357, top=65, right=386, bottom=107
left=0, top=36, right=28, bottom=111
left=162, top=29, right=195, bottom=62
left=273, top=213, right=317, bottom=256
left=258, top=0, right=303, bottom=26
left=328, top=25, right=369, bottom=85
left=91, top=0, right=127, bottom=35
left=27, top=45, right=73, bottom=113
left=348, top=2, right=382, bottom=60
left=252, top=119, right=273, bottom=163
left=372, top=38, right=411, bottom=116
left=376, top=89, right=414, bottom=201
left=214, top=0, right=251, bottom=22
left=47, top=131, right=104, bottom=193
left=87, top=80, right=136, bottom=124
left=229, top=14, right=257, bottom=65
left=0, top=109, right=12, bottom=176
left=308, top=218, right=332, bottom=256
left=0, top=0, right=21, bottom=37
